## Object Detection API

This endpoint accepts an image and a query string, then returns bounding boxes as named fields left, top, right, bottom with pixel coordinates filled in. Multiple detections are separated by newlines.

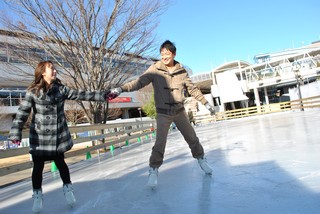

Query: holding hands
left=12, top=140, right=21, bottom=146
left=8, top=136, right=21, bottom=146
left=106, top=87, right=122, bottom=100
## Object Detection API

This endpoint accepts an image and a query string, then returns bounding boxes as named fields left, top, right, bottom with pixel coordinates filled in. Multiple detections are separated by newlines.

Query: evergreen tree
left=142, top=92, right=156, bottom=119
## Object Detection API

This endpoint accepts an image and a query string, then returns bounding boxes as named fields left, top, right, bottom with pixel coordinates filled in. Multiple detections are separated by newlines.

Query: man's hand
left=205, top=103, right=215, bottom=116
left=107, top=87, right=122, bottom=100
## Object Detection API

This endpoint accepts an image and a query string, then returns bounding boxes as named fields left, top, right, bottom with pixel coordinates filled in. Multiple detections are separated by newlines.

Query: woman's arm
left=62, top=85, right=108, bottom=102
left=8, top=91, right=33, bottom=141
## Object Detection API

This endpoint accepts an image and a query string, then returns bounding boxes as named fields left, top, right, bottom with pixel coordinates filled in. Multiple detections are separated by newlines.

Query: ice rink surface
left=1, top=110, right=320, bottom=214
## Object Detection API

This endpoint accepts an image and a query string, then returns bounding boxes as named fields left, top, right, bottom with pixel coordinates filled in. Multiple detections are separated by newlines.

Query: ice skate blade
left=147, top=180, right=157, bottom=189
left=149, top=185, right=157, bottom=190
left=205, top=171, right=213, bottom=176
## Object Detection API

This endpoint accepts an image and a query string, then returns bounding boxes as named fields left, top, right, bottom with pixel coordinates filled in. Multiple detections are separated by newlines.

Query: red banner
left=109, top=97, right=132, bottom=103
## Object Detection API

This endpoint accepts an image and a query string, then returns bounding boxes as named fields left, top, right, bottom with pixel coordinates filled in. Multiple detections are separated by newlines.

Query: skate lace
left=149, top=168, right=158, bottom=175
left=32, top=192, right=42, bottom=199
left=63, top=184, right=73, bottom=193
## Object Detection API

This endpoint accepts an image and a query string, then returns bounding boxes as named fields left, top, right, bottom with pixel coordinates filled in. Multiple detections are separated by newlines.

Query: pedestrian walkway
left=1, top=110, right=320, bottom=214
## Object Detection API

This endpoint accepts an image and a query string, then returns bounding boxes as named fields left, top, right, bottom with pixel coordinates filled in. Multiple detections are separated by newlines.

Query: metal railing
left=194, top=95, right=320, bottom=123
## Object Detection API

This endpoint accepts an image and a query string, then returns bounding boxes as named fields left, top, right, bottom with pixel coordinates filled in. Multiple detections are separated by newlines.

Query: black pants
left=32, top=154, right=71, bottom=190
left=150, top=111, right=204, bottom=168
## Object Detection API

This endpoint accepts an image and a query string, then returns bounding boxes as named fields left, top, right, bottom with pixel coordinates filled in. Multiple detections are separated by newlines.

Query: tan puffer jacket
left=121, top=61, right=208, bottom=115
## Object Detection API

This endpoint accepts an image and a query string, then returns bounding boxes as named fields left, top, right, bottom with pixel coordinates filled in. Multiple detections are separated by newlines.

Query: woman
left=8, top=61, right=109, bottom=213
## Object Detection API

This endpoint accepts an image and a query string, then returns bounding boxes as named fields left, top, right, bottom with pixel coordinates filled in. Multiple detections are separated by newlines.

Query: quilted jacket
left=8, top=82, right=108, bottom=156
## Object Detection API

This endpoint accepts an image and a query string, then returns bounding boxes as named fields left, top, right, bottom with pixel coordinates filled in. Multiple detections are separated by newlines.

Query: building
left=0, top=29, right=157, bottom=130
left=1, top=28, right=320, bottom=130
left=207, top=41, right=320, bottom=112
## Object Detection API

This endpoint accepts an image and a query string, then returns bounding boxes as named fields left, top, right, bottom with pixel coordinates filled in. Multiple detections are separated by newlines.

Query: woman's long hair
left=28, top=61, right=61, bottom=95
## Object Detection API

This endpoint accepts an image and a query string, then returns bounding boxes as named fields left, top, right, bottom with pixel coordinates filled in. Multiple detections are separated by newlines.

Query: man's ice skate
left=198, top=158, right=213, bottom=175
left=32, top=189, right=43, bottom=213
left=63, top=184, right=76, bottom=207
left=147, top=167, right=158, bottom=188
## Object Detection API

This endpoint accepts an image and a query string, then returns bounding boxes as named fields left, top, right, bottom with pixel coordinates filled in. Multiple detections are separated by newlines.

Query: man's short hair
left=160, top=40, right=176, bottom=54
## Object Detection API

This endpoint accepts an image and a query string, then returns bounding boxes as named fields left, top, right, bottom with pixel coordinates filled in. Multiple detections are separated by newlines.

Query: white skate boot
left=147, top=167, right=158, bottom=188
left=32, top=189, right=43, bottom=213
left=63, top=183, right=76, bottom=207
left=198, top=158, right=213, bottom=175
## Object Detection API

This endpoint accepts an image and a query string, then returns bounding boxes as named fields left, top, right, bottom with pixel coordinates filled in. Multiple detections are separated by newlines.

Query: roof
left=213, top=60, right=251, bottom=73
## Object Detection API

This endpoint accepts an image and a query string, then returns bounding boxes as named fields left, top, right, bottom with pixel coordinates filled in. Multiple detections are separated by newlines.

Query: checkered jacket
left=8, top=82, right=108, bottom=156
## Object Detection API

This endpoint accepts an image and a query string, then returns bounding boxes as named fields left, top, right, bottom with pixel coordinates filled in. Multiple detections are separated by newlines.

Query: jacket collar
left=155, top=60, right=185, bottom=74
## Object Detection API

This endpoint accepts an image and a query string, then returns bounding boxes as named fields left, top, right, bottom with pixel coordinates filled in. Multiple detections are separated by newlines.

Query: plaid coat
left=9, top=82, right=108, bottom=156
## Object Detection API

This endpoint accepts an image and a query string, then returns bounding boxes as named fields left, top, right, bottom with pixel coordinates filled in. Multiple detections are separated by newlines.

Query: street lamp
left=292, top=62, right=304, bottom=111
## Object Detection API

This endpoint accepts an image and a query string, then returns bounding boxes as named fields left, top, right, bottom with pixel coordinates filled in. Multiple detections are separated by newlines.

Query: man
left=108, top=40, right=215, bottom=188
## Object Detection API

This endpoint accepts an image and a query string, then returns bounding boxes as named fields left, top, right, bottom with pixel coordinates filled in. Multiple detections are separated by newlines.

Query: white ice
left=1, top=111, right=320, bottom=214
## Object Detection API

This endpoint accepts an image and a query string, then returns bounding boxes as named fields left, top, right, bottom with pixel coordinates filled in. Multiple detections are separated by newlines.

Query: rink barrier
left=194, top=95, right=320, bottom=123
left=0, top=120, right=156, bottom=177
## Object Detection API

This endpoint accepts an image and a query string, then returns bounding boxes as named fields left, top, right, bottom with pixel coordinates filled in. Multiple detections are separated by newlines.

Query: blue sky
left=1, top=1, right=319, bottom=75
left=155, top=0, right=320, bottom=74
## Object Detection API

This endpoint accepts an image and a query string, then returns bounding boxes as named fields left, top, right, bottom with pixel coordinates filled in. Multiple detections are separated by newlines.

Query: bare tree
left=64, top=100, right=88, bottom=125
left=1, top=0, right=168, bottom=124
